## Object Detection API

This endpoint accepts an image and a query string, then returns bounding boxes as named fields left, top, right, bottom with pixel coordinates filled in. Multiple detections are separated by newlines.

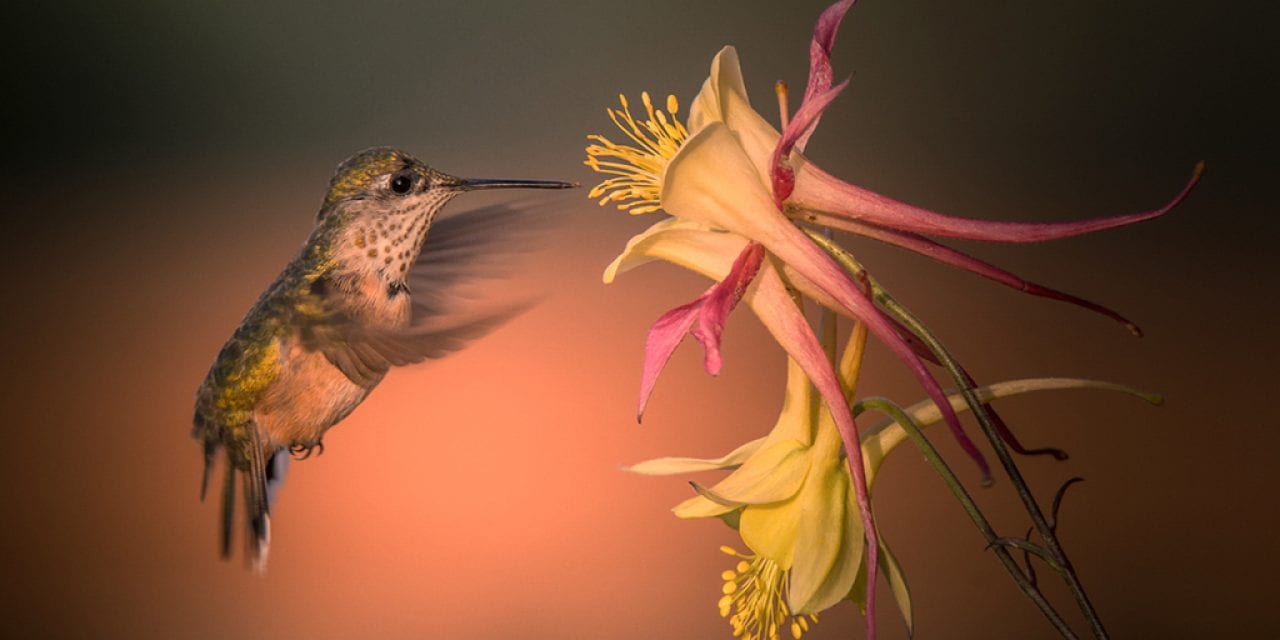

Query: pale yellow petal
left=662, top=122, right=794, bottom=248
left=625, top=436, right=767, bottom=475
left=764, top=356, right=819, bottom=448
left=603, top=217, right=747, bottom=284
left=738, top=491, right=804, bottom=569
left=697, top=438, right=811, bottom=505
left=688, top=46, right=747, bottom=133
left=686, top=46, right=783, bottom=182
left=787, top=459, right=860, bottom=613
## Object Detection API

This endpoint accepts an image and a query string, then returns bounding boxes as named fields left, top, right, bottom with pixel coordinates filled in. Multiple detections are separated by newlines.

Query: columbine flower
left=630, top=343, right=1157, bottom=639
left=628, top=354, right=899, bottom=640
left=588, top=0, right=1199, bottom=636
left=589, top=32, right=1202, bottom=447
left=586, top=2, right=1201, bottom=431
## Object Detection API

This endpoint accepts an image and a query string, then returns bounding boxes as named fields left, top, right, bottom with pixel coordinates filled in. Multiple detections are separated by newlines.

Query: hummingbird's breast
left=254, top=242, right=419, bottom=448
left=196, top=201, right=436, bottom=455
left=254, top=333, right=376, bottom=448
left=250, top=215, right=430, bottom=447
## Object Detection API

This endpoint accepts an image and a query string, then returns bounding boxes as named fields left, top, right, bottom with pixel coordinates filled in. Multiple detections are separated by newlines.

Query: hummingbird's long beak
left=456, top=177, right=579, bottom=191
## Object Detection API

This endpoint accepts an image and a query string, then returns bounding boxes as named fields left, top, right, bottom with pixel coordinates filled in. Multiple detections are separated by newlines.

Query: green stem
left=805, top=229, right=1110, bottom=639
left=880, top=291, right=1109, bottom=640
left=854, top=397, right=1078, bottom=640
left=986, top=538, right=1064, bottom=572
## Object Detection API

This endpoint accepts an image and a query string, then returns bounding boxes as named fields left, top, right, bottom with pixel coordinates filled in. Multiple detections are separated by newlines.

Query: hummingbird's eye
left=390, top=172, right=415, bottom=195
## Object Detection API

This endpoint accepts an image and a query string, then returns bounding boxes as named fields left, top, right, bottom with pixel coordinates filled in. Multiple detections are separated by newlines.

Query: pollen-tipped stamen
left=718, top=546, right=820, bottom=640
left=584, top=92, right=689, bottom=215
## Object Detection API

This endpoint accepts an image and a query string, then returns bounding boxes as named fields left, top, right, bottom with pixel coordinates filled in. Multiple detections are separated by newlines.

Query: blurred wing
left=322, top=304, right=533, bottom=387
left=408, top=199, right=559, bottom=322
left=315, top=201, right=559, bottom=387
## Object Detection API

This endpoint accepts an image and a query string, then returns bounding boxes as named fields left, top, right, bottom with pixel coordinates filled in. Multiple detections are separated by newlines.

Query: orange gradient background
left=3, top=1, right=1275, bottom=638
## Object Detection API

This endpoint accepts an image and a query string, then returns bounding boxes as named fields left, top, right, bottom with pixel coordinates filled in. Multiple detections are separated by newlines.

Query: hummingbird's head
left=317, top=146, right=575, bottom=284
left=321, top=147, right=452, bottom=217
left=320, top=146, right=576, bottom=220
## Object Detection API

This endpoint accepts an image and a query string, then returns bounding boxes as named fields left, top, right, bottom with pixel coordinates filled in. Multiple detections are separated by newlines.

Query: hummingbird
left=193, top=146, right=575, bottom=571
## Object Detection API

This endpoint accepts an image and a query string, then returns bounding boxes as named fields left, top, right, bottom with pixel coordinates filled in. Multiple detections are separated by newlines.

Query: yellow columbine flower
left=586, top=42, right=1200, bottom=474
left=631, top=350, right=1153, bottom=640
left=586, top=58, right=984, bottom=626
left=630, top=352, right=895, bottom=638
left=584, top=47, right=782, bottom=225
left=589, top=3, right=1196, bottom=638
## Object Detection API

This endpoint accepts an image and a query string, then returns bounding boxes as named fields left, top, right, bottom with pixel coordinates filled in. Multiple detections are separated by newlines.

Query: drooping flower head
left=627, top=322, right=1156, bottom=640
left=587, top=1, right=1200, bottom=637
left=627, top=345, right=909, bottom=639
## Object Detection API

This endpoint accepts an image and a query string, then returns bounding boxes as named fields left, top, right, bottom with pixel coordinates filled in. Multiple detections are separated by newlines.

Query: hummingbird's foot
left=289, top=439, right=326, bottom=460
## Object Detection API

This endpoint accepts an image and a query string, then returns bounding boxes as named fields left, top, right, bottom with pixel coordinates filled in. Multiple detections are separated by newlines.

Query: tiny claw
left=289, top=439, right=325, bottom=461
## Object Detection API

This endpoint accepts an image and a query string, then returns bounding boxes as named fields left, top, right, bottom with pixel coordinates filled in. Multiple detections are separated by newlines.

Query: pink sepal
left=637, top=243, right=766, bottom=421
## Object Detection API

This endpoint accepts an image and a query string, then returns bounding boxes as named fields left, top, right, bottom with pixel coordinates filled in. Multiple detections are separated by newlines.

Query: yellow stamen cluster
left=584, top=91, right=689, bottom=215
left=718, top=546, right=819, bottom=640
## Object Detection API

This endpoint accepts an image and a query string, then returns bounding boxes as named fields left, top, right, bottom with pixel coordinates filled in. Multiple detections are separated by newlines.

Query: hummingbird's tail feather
left=195, top=411, right=220, bottom=502
left=200, top=440, right=217, bottom=502
left=242, top=426, right=273, bottom=573
left=219, top=451, right=236, bottom=559
left=212, top=431, right=287, bottom=571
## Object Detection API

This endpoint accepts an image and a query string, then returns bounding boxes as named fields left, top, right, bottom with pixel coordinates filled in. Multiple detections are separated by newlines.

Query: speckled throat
left=343, top=188, right=460, bottom=289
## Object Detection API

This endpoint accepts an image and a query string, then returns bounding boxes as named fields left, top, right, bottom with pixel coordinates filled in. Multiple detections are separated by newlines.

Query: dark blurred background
left=2, top=1, right=1275, bottom=637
